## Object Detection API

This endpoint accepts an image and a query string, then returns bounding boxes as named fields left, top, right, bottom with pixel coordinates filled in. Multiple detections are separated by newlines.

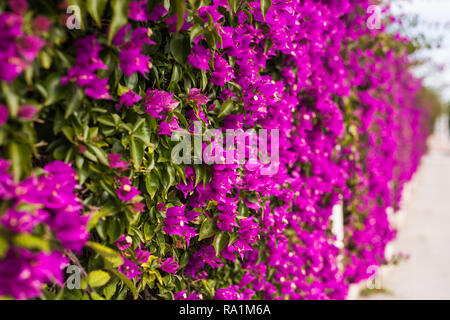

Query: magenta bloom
left=211, top=55, right=234, bottom=86
left=108, top=154, right=129, bottom=171
left=8, top=0, right=27, bottom=15
left=161, top=257, right=179, bottom=274
left=128, top=1, right=148, bottom=21
left=187, top=88, right=209, bottom=106
left=18, top=105, right=38, bottom=119
left=135, top=247, right=151, bottom=263
left=32, top=16, right=51, bottom=34
left=174, top=290, right=201, bottom=300
left=0, top=249, right=68, bottom=300
left=119, top=28, right=155, bottom=77
left=118, top=256, right=142, bottom=279
left=166, top=12, right=192, bottom=32
left=61, top=35, right=110, bottom=100
left=115, top=234, right=133, bottom=251
left=144, top=90, right=180, bottom=119
left=0, top=105, right=9, bottom=125
left=116, top=90, right=142, bottom=110
left=158, top=117, right=180, bottom=136
left=148, top=4, right=167, bottom=21
left=188, top=44, right=210, bottom=71
left=117, top=182, right=140, bottom=202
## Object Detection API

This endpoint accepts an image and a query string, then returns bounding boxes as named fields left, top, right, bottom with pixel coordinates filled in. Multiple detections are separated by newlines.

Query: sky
left=390, top=0, right=450, bottom=102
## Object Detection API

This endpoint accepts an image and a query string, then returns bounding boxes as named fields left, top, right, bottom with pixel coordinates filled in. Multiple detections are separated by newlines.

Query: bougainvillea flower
left=108, top=154, right=129, bottom=171
left=166, top=12, right=193, bottom=33
left=187, top=88, right=209, bottom=106
left=211, top=55, right=234, bottom=86
left=174, top=290, right=201, bottom=300
left=115, top=234, right=133, bottom=251
left=0, top=105, right=9, bottom=125
left=18, top=105, right=38, bottom=119
left=128, top=0, right=148, bottom=21
left=187, top=44, right=210, bottom=71
left=0, top=249, right=68, bottom=300
left=117, top=182, right=140, bottom=202
left=161, top=257, right=179, bottom=274
left=148, top=4, right=168, bottom=21
left=118, top=256, right=142, bottom=279
left=135, top=247, right=151, bottom=264
left=8, top=0, right=27, bottom=15
left=32, top=16, right=51, bottom=34
left=144, top=89, right=180, bottom=118
left=116, top=90, right=142, bottom=110
left=158, top=117, right=180, bottom=136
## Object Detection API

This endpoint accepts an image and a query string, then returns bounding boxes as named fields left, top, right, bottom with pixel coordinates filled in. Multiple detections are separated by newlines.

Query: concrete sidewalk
left=361, top=131, right=450, bottom=300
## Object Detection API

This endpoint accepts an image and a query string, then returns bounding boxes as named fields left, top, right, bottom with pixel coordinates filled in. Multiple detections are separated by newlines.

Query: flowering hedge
left=0, top=0, right=438, bottom=300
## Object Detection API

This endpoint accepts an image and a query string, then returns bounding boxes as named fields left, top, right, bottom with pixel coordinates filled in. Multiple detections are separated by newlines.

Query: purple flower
left=158, top=117, right=180, bottom=136
left=161, top=257, right=179, bottom=274
left=144, top=90, right=180, bottom=119
left=211, top=55, right=234, bottom=86
left=188, top=44, right=210, bottom=71
left=61, top=35, right=110, bottom=100
left=115, top=234, right=133, bottom=251
left=118, top=28, right=155, bottom=77
left=0, top=105, right=9, bottom=125
left=148, top=4, right=168, bottom=21
left=128, top=1, right=148, bottom=21
left=116, top=90, right=142, bottom=110
left=116, top=180, right=140, bottom=202
left=108, top=154, right=129, bottom=171
left=118, top=256, right=142, bottom=279
left=166, top=12, right=193, bottom=32
left=0, top=249, right=68, bottom=300
left=1, top=208, right=49, bottom=233
left=187, top=88, right=209, bottom=106
left=135, top=247, right=151, bottom=264
left=18, top=105, right=38, bottom=119
left=174, top=290, right=201, bottom=300
left=8, top=0, right=27, bottom=15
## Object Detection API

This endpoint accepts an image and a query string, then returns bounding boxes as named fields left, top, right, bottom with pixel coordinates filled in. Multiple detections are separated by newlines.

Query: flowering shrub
left=0, top=0, right=439, bottom=300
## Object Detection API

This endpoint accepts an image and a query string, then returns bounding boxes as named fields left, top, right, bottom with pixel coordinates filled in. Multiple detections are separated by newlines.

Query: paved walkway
left=361, top=126, right=450, bottom=300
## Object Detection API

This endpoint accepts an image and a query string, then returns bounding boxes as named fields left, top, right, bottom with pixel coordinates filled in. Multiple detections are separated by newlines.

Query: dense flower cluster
left=0, top=0, right=438, bottom=300
left=0, top=160, right=88, bottom=299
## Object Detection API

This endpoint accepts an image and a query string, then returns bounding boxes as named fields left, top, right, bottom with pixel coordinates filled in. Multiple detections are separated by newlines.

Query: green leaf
left=65, top=86, right=83, bottom=119
left=88, top=270, right=111, bottom=287
left=107, top=217, right=124, bottom=242
left=144, top=171, right=159, bottom=199
left=1, top=82, right=18, bottom=117
left=8, top=141, right=30, bottom=182
left=86, top=0, right=108, bottom=28
left=88, top=204, right=119, bottom=231
left=0, top=236, right=9, bottom=259
left=170, top=33, right=191, bottom=64
left=213, top=231, right=229, bottom=256
left=260, top=0, right=272, bottom=20
left=87, top=145, right=110, bottom=167
left=217, top=99, right=235, bottom=118
left=43, top=74, right=62, bottom=106
left=174, top=0, right=186, bottom=32
left=86, top=242, right=124, bottom=267
left=194, top=165, right=204, bottom=187
left=130, top=136, right=144, bottom=170
left=103, top=278, right=118, bottom=299
left=198, top=217, right=216, bottom=241
left=107, top=268, right=139, bottom=299
left=108, top=0, right=129, bottom=45
left=90, top=292, right=105, bottom=300
left=13, top=234, right=50, bottom=252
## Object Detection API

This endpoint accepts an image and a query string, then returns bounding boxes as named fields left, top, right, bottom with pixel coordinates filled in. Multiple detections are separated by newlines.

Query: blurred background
left=355, top=0, right=450, bottom=299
